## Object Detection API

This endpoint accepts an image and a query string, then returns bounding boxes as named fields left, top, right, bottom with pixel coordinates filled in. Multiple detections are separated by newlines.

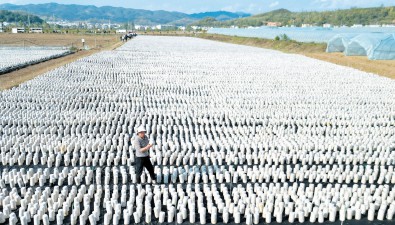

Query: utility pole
left=28, top=14, right=30, bottom=28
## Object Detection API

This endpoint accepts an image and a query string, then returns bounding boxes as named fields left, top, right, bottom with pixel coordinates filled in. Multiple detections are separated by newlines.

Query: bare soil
left=304, top=52, right=395, bottom=80
left=0, top=33, right=119, bottom=49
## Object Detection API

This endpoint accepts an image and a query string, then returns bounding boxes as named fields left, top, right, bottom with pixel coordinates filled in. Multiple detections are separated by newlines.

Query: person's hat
left=136, top=126, right=146, bottom=133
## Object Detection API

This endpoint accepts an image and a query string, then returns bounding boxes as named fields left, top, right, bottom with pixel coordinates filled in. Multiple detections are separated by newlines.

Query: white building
left=154, top=25, right=162, bottom=30
left=366, top=24, right=381, bottom=28
left=191, top=26, right=199, bottom=30
left=323, top=24, right=332, bottom=28
left=116, top=29, right=135, bottom=34
left=12, top=27, right=25, bottom=33
left=29, top=27, right=43, bottom=33
left=116, top=29, right=127, bottom=34
left=352, top=24, right=363, bottom=27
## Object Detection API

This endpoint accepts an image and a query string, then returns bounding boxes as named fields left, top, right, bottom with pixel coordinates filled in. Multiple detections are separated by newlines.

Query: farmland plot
left=0, top=36, right=394, bottom=225
left=0, top=49, right=70, bottom=74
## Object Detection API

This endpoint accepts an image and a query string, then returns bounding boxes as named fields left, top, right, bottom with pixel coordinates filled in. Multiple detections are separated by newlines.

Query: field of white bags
left=0, top=49, right=70, bottom=74
left=0, top=36, right=394, bottom=225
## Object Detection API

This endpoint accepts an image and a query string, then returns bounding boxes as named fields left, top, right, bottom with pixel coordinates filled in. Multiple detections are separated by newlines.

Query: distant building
left=301, top=24, right=312, bottom=28
left=0, top=24, right=3, bottom=33
left=116, top=29, right=127, bottom=34
left=12, top=27, right=25, bottom=33
left=352, top=24, right=363, bottom=27
left=366, top=24, right=381, bottom=28
left=267, top=22, right=282, bottom=27
left=323, top=24, right=332, bottom=28
left=116, top=29, right=135, bottom=34
left=29, top=27, right=43, bottom=33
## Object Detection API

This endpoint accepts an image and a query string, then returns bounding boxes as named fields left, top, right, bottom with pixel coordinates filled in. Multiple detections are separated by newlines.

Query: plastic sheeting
left=344, top=34, right=391, bottom=57
left=369, top=34, right=395, bottom=60
left=209, top=27, right=395, bottom=43
left=326, top=34, right=357, bottom=53
left=327, top=33, right=395, bottom=60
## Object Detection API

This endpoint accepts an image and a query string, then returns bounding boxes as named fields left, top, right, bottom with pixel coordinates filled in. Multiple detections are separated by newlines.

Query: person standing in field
left=134, top=126, right=156, bottom=183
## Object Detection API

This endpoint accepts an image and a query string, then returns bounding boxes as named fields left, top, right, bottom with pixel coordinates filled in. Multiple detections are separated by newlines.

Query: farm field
left=0, top=33, right=123, bottom=90
left=195, top=33, right=395, bottom=80
left=0, top=33, right=120, bottom=49
left=141, top=32, right=395, bottom=80
left=0, top=49, right=71, bottom=75
left=0, top=36, right=394, bottom=225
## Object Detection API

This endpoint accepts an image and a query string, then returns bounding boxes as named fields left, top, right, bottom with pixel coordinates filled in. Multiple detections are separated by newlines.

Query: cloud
left=269, top=1, right=279, bottom=8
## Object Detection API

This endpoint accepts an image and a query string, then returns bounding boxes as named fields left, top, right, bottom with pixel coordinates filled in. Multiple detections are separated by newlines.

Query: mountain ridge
left=0, top=3, right=251, bottom=26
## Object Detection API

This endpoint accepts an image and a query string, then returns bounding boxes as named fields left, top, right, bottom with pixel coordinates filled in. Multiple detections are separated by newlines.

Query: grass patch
left=195, top=33, right=326, bottom=54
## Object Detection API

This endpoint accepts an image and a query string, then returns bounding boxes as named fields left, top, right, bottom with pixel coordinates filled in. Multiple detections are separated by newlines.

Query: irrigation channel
left=0, top=36, right=395, bottom=225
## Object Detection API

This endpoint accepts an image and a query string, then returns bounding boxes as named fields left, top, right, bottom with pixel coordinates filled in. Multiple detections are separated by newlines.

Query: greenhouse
left=344, top=34, right=392, bottom=57
left=326, top=33, right=395, bottom=60
left=368, top=34, right=395, bottom=60
left=326, top=34, right=357, bottom=53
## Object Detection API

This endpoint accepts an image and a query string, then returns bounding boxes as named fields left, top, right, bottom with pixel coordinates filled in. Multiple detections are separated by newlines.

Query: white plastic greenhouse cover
left=369, top=34, right=395, bottom=60
left=326, top=34, right=357, bottom=53
left=344, top=33, right=394, bottom=59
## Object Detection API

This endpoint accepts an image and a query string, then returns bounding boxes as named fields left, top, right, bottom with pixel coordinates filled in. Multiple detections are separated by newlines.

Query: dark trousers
left=135, top=156, right=156, bottom=183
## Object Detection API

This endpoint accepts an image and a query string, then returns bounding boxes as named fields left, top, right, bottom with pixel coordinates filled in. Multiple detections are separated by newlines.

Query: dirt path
left=304, top=52, right=395, bottom=80
left=0, top=41, right=123, bottom=91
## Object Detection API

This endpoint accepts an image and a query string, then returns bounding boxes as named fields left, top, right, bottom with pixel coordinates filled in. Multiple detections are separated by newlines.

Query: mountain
left=0, top=3, right=250, bottom=26
left=193, top=7, right=395, bottom=27
left=189, top=11, right=250, bottom=21
left=0, top=10, right=44, bottom=24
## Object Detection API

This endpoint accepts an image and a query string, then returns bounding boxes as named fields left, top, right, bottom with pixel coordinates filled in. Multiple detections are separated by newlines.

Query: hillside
left=0, top=10, right=44, bottom=24
left=192, top=7, right=395, bottom=27
left=189, top=11, right=250, bottom=21
left=0, top=3, right=250, bottom=26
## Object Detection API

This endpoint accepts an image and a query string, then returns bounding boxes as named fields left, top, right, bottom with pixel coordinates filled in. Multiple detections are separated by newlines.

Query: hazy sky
left=2, top=0, right=395, bottom=14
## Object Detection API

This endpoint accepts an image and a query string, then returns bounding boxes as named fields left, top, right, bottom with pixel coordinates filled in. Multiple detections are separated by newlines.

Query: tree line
left=0, top=10, right=44, bottom=25
left=191, top=6, right=395, bottom=27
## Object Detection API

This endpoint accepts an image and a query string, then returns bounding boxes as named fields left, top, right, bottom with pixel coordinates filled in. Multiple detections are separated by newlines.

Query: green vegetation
left=192, top=6, right=395, bottom=27
left=0, top=10, right=44, bottom=25
left=195, top=33, right=326, bottom=54
left=274, top=34, right=291, bottom=41
left=144, top=32, right=326, bottom=54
